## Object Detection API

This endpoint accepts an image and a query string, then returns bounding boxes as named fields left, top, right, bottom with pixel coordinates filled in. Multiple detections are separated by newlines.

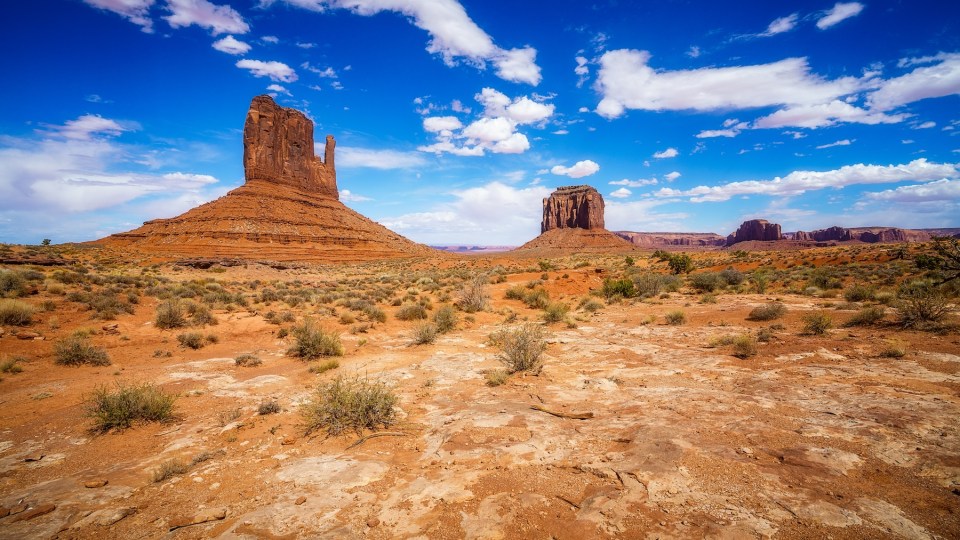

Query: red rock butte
left=516, top=185, right=633, bottom=253
left=96, top=95, right=432, bottom=262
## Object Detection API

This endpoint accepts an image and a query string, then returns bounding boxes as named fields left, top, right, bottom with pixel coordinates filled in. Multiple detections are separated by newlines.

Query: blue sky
left=2, top=0, right=959, bottom=245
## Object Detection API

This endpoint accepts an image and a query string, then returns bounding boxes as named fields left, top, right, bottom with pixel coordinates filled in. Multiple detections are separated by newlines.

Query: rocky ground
left=0, top=245, right=958, bottom=539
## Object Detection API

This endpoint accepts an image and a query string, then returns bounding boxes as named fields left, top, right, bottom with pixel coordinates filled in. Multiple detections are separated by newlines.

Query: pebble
left=16, top=331, right=41, bottom=340
left=84, top=479, right=108, bottom=488
left=13, top=503, right=56, bottom=522
left=295, top=496, right=306, bottom=505
left=367, top=517, right=380, bottom=528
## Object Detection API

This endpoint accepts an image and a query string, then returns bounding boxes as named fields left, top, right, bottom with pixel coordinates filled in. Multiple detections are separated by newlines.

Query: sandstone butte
left=725, top=219, right=784, bottom=247
left=96, top=95, right=433, bottom=263
left=515, top=185, right=635, bottom=253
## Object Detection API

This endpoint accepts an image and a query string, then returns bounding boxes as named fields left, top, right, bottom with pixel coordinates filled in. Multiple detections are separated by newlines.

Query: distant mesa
left=516, top=185, right=633, bottom=253
left=791, top=226, right=931, bottom=244
left=726, top=219, right=783, bottom=247
left=97, top=95, right=431, bottom=262
left=615, top=231, right=726, bottom=248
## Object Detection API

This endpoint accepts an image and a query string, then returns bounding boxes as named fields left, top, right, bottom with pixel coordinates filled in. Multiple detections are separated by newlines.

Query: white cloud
left=262, top=0, right=541, bottom=85
left=653, top=147, right=678, bottom=159
left=164, top=0, right=249, bottom=35
left=552, top=129, right=569, bottom=135
left=913, top=121, right=937, bottom=129
left=696, top=129, right=739, bottom=138
left=610, top=178, right=657, bottom=187
left=266, top=84, right=291, bottom=96
left=423, top=116, right=463, bottom=133
left=236, top=59, right=297, bottom=82
left=753, top=100, right=906, bottom=129
left=52, top=114, right=130, bottom=140
left=339, top=189, right=372, bottom=202
left=863, top=178, right=960, bottom=203
left=664, top=171, right=681, bottom=182
left=337, top=146, right=427, bottom=169
left=83, top=0, right=155, bottom=32
left=816, top=139, right=853, bottom=149
left=301, top=62, right=338, bottom=78
left=575, top=56, right=590, bottom=87
left=868, top=53, right=960, bottom=111
left=651, top=159, right=957, bottom=202
left=594, top=50, right=862, bottom=119
left=551, top=160, right=600, bottom=178
left=605, top=199, right=689, bottom=232
left=462, top=117, right=515, bottom=143
left=760, top=13, right=798, bottom=37
left=261, top=35, right=279, bottom=43
left=491, top=133, right=530, bottom=154
left=610, top=187, right=632, bottom=198
left=686, top=46, right=701, bottom=58
left=212, top=35, right=251, bottom=55
left=378, top=181, right=552, bottom=244
left=296, top=41, right=316, bottom=49
left=417, top=141, right=484, bottom=157
left=505, top=97, right=554, bottom=125
left=816, top=2, right=864, bottom=30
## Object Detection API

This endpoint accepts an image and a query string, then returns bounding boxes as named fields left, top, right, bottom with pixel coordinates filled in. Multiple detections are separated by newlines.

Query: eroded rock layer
left=615, top=231, right=726, bottom=248
left=541, top=186, right=605, bottom=233
left=793, top=227, right=931, bottom=243
left=726, top=219, right=783, bottom=246
left=97, top=95, right=431, bottom=262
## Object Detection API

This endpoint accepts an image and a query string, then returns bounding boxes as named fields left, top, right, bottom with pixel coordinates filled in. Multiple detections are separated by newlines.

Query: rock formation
left=516, top=186, right=633, bottom=253
left=615, top=231, right=726, bottom=248
left=726, top=220, right=783, bottom=246
left=541, top=185, right=605, bottom=233
left=97, top=95, right=432, bottom=262
left=792, top=226, right=931, bottom=244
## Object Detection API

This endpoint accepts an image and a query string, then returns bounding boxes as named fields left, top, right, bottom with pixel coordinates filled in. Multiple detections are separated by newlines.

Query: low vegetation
left=0, top=299, right=35, bottom=326
left=802, top=311, right=833, bottom=335
left=54, top=332, right=110, bottom=366
left=747, top=302, right=786, bottom=321
left=86, top=382, right=177, bottom=432
left=289, top=320, right=344, bottom=358
left=492, top=323, right=547, bottom=374
left=302, top=375, right=398, bottom=436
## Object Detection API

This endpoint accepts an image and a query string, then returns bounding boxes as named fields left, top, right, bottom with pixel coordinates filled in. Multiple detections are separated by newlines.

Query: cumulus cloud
left=863, top=178, right=960, bottom=203
left=212, top=35, right=251, bottom=55
left=266, top=84, right=291, bottom=96
left=236, top=59, right=297, bottom=82
left=868, top=53, right=960, bottom=111
left=261, top=0, right=541, bottom=85
left=551, top=160, right=600, bottom=178
left=696, top=129, right=739, bottom=138
left=418, top=88, right=553, bottom=156
left=653, top=147, right=678, bottom=159
left=301, top=62, right=338, bottom=78
left=609, top=187, right=632, bottom=198
left=337, top=146, right=427, bottom=169
left=164, top=0, right=249, bottom=35
left=913, top=121, right=937, bottom=129
left=664, top=171, right=681, bottom=182
left=610, top=178, right=657, bottom=187
left=378, top=181, right=552, bottom=244
left=339, top=189, right=372, bottom=202
left=51, top=114, right=130, bottom=140
left=816, top=139, right=853, bottom=149
left=753, top=100, right=907, bottom=129
left=83, top=0, right=156, bottom=32
left=651, top=159, right=957, bottom=203
left=816, top=2, right=864, bottom=30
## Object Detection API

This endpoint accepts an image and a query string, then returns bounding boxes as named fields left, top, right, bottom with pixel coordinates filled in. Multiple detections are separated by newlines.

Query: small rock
left=102, top=323, right=120, bottom=334
left=16, top=331, right=41, bottom=340
left=84, top=479, right=108, bottom=488
left=280, top=436, right=295, bottom=445
left=168, top=507, right=227, bottom=531
left=738, top=447, right=753, bottom=456
left=9, top=503, right=28, bottom=516
left=294, top=496, right=306, bottom=505
left=24, top=453, right=45, bottom=462
left=13, top=503, right=56, bottom=521
left=367, top=517, right=380, bottom=528
left=0, top=507, right=8, bottom=518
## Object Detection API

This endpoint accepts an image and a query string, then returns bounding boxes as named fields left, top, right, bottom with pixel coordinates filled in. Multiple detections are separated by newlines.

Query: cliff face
left=243, top=94, right=338, bottom=199
left=541, top=185, right=605, bottom=233
left=615, top=231, right=726, bottom=248
left=726, top=219, right=783, bottom=246
left=792, top=226, right=931, bottom=243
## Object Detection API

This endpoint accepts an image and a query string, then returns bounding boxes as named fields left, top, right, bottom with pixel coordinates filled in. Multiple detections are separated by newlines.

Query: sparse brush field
left=0, top=241, right=958, bottom=539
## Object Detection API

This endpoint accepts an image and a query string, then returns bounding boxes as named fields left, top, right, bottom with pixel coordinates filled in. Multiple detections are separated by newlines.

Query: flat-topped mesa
left=726, top=219, right=783, bottom=246
left=243, top=94, right=338, bottom=199
left=541, top=185, right=604, bottom=233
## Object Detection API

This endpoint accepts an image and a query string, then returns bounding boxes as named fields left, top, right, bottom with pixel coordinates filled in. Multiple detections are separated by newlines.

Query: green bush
left=802, top=311, right=833, bottom=335
left=844, top=306, right=886, bottom=327
left=289, top=320, right=344, bottom=358
left=456, top=275, right=490, bottom=313
left=601, top=278, right=634, bottom=299
left=747, top=302, right=786, bottom=321
left=411, top=322, right=438, bottom=344
left=176, top=332, right=205, bottom=349
left=494, top=323, right=547, bottom=374
left=54, top=332, right=110, bottom=366
left=234, top=353, right=262, bottom=367
left=843, top=284, right=875, bottom=302
left=632, top=273, right=680, bottom=298
left=731, top=335, right=758, bottom=358
left=896, top=281, right=949, bottom=328
left=523, top=288, right=551, bottom=309
left=309, top=359, right=340, bottom=374
left=154, top=300, right=187, bottom=329
left=0, top=270, right=27, bottom=297
left=0, top=299, right=35, bottom=326
left=542, top=302, right=569, bottom=323
left=665, top=310, right=686, bottom=325
left=690, top=272, right=723, bottom=292
left=719, top=267, right=745, bottom=286
left=86, top=382, right=177, bottom=432
left=667, top=253, right=694, bottom=274
left=432, top=305, right=458, bottom=333
left=302, top=375, right=398, bottom=436
left=396, top=302, right=428, bottom=321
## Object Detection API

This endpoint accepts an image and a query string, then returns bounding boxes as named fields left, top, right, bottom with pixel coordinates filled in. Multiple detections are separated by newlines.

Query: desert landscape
left=0, top=94, right=958, bottom=540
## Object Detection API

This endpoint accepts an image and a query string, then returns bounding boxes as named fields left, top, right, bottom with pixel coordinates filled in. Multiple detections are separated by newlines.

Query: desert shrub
left=719, top=267, right=745, bottom=286
left=690, top=272, right=723, bottom=292
left=504, top=285, right=526, bottom=300
left=289, top=320, right=344, bottom=358
left=301, top=375, right=398, bottom=436
left=580, top=298, right=604, bottom=312
left=752, top=272, right=770, bottom=294
left=433, top=305, right=458, bottom=333
left=700, top=293, right=717, bottom=304
left=258, top=400, right=281, bottom=415
left=485, top=369, right=509, bottom=387
left=843, top=284, right=875, bottom=303
left=896, top=281, right=950, bottom=328
left=0, top=356, right=24, bottom=374
left=802, top=311, right=833, bottom=335
left=875, top=291, right=896, bottom=305
left=602, top=278, right=635, bottom=299
left=309, top=359, right=340, bottom=374
left=176, top=332, right=205, bottom=349
left=87, top=291, right=135, bottom=320
left=151, top=458, right=189, bottom=483
left=86, top=382, right=177, bottom=432
left=363, top=305, right=387, bottom=323
left=542, top=302, right=569, bottom=323
left=411, top=322, right=438, bottom=344
left=396, top=302, right=428, bottom=321
left=456, top=275, right=490, bottom=313
left=0, top=270, right=27, bottom=297
left=731, top=335, right=758, bottom=358
left=494, top=323, right=547, bottom=374
left=632, top=273, right=681, bottom=298
left=808, top=268, right=842, bottom=290
left=234, top=353, right=262, bottom=367
left=154, top=300, right=187, bottom=329
left=523, top=288, right=551, bottom=309
left=186, top=302, right=217, bottom=326
left=747, top=302, right=786, bottom=321
left=0, top=299, right=35, bottom=326
left=844, top=306, right=886, bottom=327
left=666, top=253, right=694, bottom=274
left=757, top=327, right=776, bottom=342
left=54, top=332, right=110, bottom=366
left=879, top=341, right=907, bottom=358
left=665, top=310, right=686, bottom=325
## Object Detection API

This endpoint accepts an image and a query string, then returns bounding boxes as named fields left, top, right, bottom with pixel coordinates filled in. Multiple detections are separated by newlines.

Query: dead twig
left=530, top=404, right=594, bottom=420
left=556, top=495, right=581, bottom=509
left=346, top=431, right=407, bottom=450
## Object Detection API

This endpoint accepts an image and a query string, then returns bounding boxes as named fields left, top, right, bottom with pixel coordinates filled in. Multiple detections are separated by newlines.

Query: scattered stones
left=69, top=507, right=136, bottom=528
